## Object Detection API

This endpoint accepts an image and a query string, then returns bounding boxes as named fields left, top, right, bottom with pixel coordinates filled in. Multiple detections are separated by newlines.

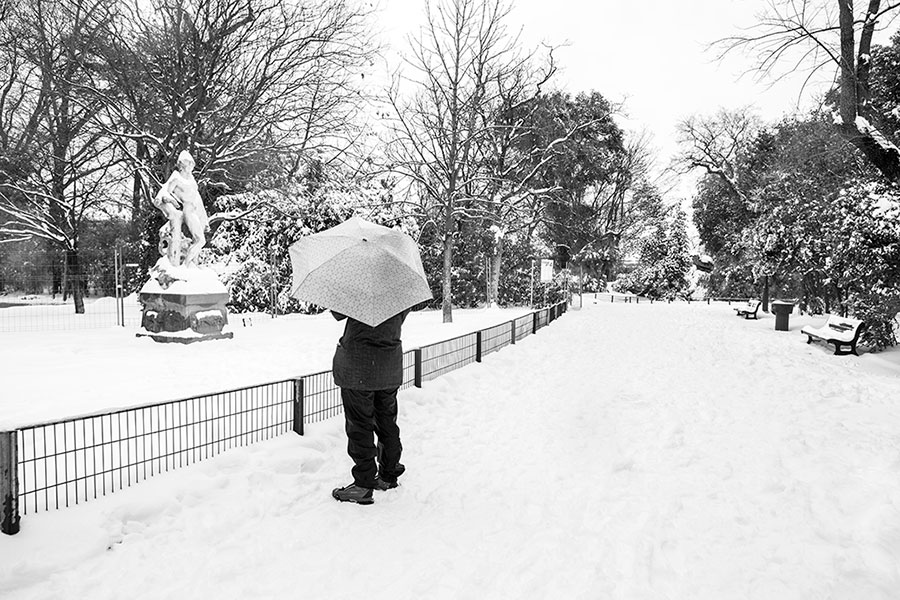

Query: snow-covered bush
left=612, top=208, right=692, bottom=299
left=210, top=163, right=415, bottom=315
left=825, top=182, right=900, bottom=349
left=224, top=257, right=277, bottom=313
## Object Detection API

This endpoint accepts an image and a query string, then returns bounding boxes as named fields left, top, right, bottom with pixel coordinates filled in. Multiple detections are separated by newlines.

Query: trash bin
left=771, top=300, right=795, bottom=331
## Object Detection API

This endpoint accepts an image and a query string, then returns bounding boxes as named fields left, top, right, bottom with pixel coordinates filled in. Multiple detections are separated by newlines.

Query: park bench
left=800, top=314, right=866, bottom=356
left=734, top=300, right=761, bottom=320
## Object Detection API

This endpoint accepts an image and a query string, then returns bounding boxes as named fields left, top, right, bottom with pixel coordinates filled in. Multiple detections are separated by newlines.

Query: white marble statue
left=153, top=150, right=210, bottom=268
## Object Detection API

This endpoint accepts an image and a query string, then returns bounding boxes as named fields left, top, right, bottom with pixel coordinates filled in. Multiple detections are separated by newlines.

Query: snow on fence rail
left=0, top=301, right=568, bottom=535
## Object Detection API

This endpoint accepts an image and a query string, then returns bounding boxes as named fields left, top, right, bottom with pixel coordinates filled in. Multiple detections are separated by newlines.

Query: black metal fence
left=1, top=301, right=569, bottom=534
left=13, top=380, right=295, bottom=516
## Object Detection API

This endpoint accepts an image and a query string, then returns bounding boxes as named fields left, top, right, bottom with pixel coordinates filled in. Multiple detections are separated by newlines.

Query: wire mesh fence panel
left=0, top=297, right=141, bottom=332
left=15, top=380, right=294, bottom=515
left=0, top=255, right=146, bottom=332
left=420, top=333, right=478, bottom=383
left=536, top=308, right=550, bottom=330
left=481, top=321, right=512, bottom=357
left=514, top=314, right=534, bottom=341
left=301, top=371, right=342, bottom=424
left=401, top=350, right=416, bottom=390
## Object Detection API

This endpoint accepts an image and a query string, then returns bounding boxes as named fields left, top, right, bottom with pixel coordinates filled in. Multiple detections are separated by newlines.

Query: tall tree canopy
left=719, top=0, right=900, bottom=184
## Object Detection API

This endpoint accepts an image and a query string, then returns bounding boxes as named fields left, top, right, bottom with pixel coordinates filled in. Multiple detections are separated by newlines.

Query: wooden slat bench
left=734, top=300, right=761, bottom=320
left=800, top=315, right=866, bottom=356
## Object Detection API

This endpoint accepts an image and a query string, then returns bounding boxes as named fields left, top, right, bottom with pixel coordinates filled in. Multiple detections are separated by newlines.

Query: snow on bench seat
left=800, top=314, right=866, bottom=356
left=733, top=300, right=761, bottom=320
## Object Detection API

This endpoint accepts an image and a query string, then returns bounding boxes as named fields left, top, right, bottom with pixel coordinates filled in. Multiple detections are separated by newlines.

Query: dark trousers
left=340, top=387, right=403, bottom=488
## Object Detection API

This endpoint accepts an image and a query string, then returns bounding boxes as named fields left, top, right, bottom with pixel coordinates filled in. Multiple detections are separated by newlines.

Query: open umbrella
left=289, top=216, right=432, bottom=327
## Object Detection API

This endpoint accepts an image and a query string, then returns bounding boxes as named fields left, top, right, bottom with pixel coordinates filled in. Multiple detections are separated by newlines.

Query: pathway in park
left=2, top=299, right=899, bottom=599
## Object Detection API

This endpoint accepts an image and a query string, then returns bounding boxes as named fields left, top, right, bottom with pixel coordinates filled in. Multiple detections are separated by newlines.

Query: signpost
left=540, top=259, right=553, bottom=283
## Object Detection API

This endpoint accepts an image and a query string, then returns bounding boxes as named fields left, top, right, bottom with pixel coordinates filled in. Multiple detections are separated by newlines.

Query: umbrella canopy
left=289, top=216, right=432, bottom=327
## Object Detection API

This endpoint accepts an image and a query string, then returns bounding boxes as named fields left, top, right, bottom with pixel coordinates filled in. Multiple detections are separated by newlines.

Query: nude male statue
left=153, top=150, right=209, bottom=268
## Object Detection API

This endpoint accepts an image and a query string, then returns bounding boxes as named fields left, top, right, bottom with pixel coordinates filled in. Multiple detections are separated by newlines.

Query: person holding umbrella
left=328, top=308, right=409, bottom=504
left=289, top=216, right=432, bottom=505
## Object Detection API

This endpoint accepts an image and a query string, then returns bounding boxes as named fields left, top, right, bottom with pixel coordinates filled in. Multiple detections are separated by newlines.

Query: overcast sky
left=372, top=0, right=898, bottom=202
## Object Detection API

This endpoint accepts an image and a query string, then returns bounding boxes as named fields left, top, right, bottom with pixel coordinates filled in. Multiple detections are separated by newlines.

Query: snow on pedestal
left=137, top=257, right=233, bottom=344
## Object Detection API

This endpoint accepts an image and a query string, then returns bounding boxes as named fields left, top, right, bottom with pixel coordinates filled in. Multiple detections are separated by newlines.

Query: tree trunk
left=835, top=1, right=900, bottom=183
left=836, top=122, right=900, bottom=183
left=761, top=274, right=770, bottom=312
left=51, top=256, right=62, bottom=298
left=441, top=232, right=453, bottom=323
left=66, top=248, right=85, bottom=314
left=488, top=249, right=502, bottom=308
left=131, top=140, right=146, bottom=243
left=838, top=0, right=857, bottom=124
left=62, top=259, right=69, bottom=302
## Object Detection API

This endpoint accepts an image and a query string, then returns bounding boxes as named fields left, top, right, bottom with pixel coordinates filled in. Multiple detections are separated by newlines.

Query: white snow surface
left=2, top=299, right=900, bottom=599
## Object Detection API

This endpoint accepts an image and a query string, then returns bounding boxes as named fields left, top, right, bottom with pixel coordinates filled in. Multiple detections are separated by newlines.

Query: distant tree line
left=1, top=0, right=672, bottom=320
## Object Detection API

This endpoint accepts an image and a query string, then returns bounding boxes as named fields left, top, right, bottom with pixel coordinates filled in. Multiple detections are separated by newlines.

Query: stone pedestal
left=136, top=259, right=233, bottom=343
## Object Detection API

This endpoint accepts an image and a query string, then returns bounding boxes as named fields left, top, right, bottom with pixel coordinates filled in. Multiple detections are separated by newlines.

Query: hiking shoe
left=374, top=476, right=398, bottom=491
left=375, top=462, right=405, bottom=491
left=332, top=483, right=374, bottom=505
left=378, top=462, right=405, bottom=480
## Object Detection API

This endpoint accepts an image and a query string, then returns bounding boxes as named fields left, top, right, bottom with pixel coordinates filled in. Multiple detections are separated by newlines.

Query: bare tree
left=473, top=50, right=586, bottom=307
left=92, top=0, right=375, bottom=261
left=0, top=0, right=124, bottom=313
left=717, top=0, right=900, bottom=183
left=386, top=0, right=525, bottom=322
left=673, top=108, right=762, bottom=201
left=387, top=0, right=618, bottom=315
left=0, top=33, right=31, bottom=189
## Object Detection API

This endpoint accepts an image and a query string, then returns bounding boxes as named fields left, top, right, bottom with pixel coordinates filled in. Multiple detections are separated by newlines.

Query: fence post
left=476, top=331, right=482, bottom=363
left=292, top=379, right=304, bottom=436
left=510, top=320, right=516, bottom=344
left=414, top=348, right=422, bottom=388
left=532, top=311, right=538, bottom=334
left=114, top=247, right=122, bottom=327
left=1, top=430, right=20, bottom=535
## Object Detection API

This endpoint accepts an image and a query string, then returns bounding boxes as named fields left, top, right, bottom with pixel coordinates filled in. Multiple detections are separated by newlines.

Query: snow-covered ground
left=2, top=298, right=899, bottom=599
left=0, top=304, right=531, bottom=430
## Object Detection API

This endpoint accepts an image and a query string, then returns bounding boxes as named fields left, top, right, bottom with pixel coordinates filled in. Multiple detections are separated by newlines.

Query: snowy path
left=2, top=300, right=900, bottom=599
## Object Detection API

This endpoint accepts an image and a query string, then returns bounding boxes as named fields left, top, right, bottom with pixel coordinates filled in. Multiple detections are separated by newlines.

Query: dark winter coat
left=331, top=309, right=410, bottom=390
